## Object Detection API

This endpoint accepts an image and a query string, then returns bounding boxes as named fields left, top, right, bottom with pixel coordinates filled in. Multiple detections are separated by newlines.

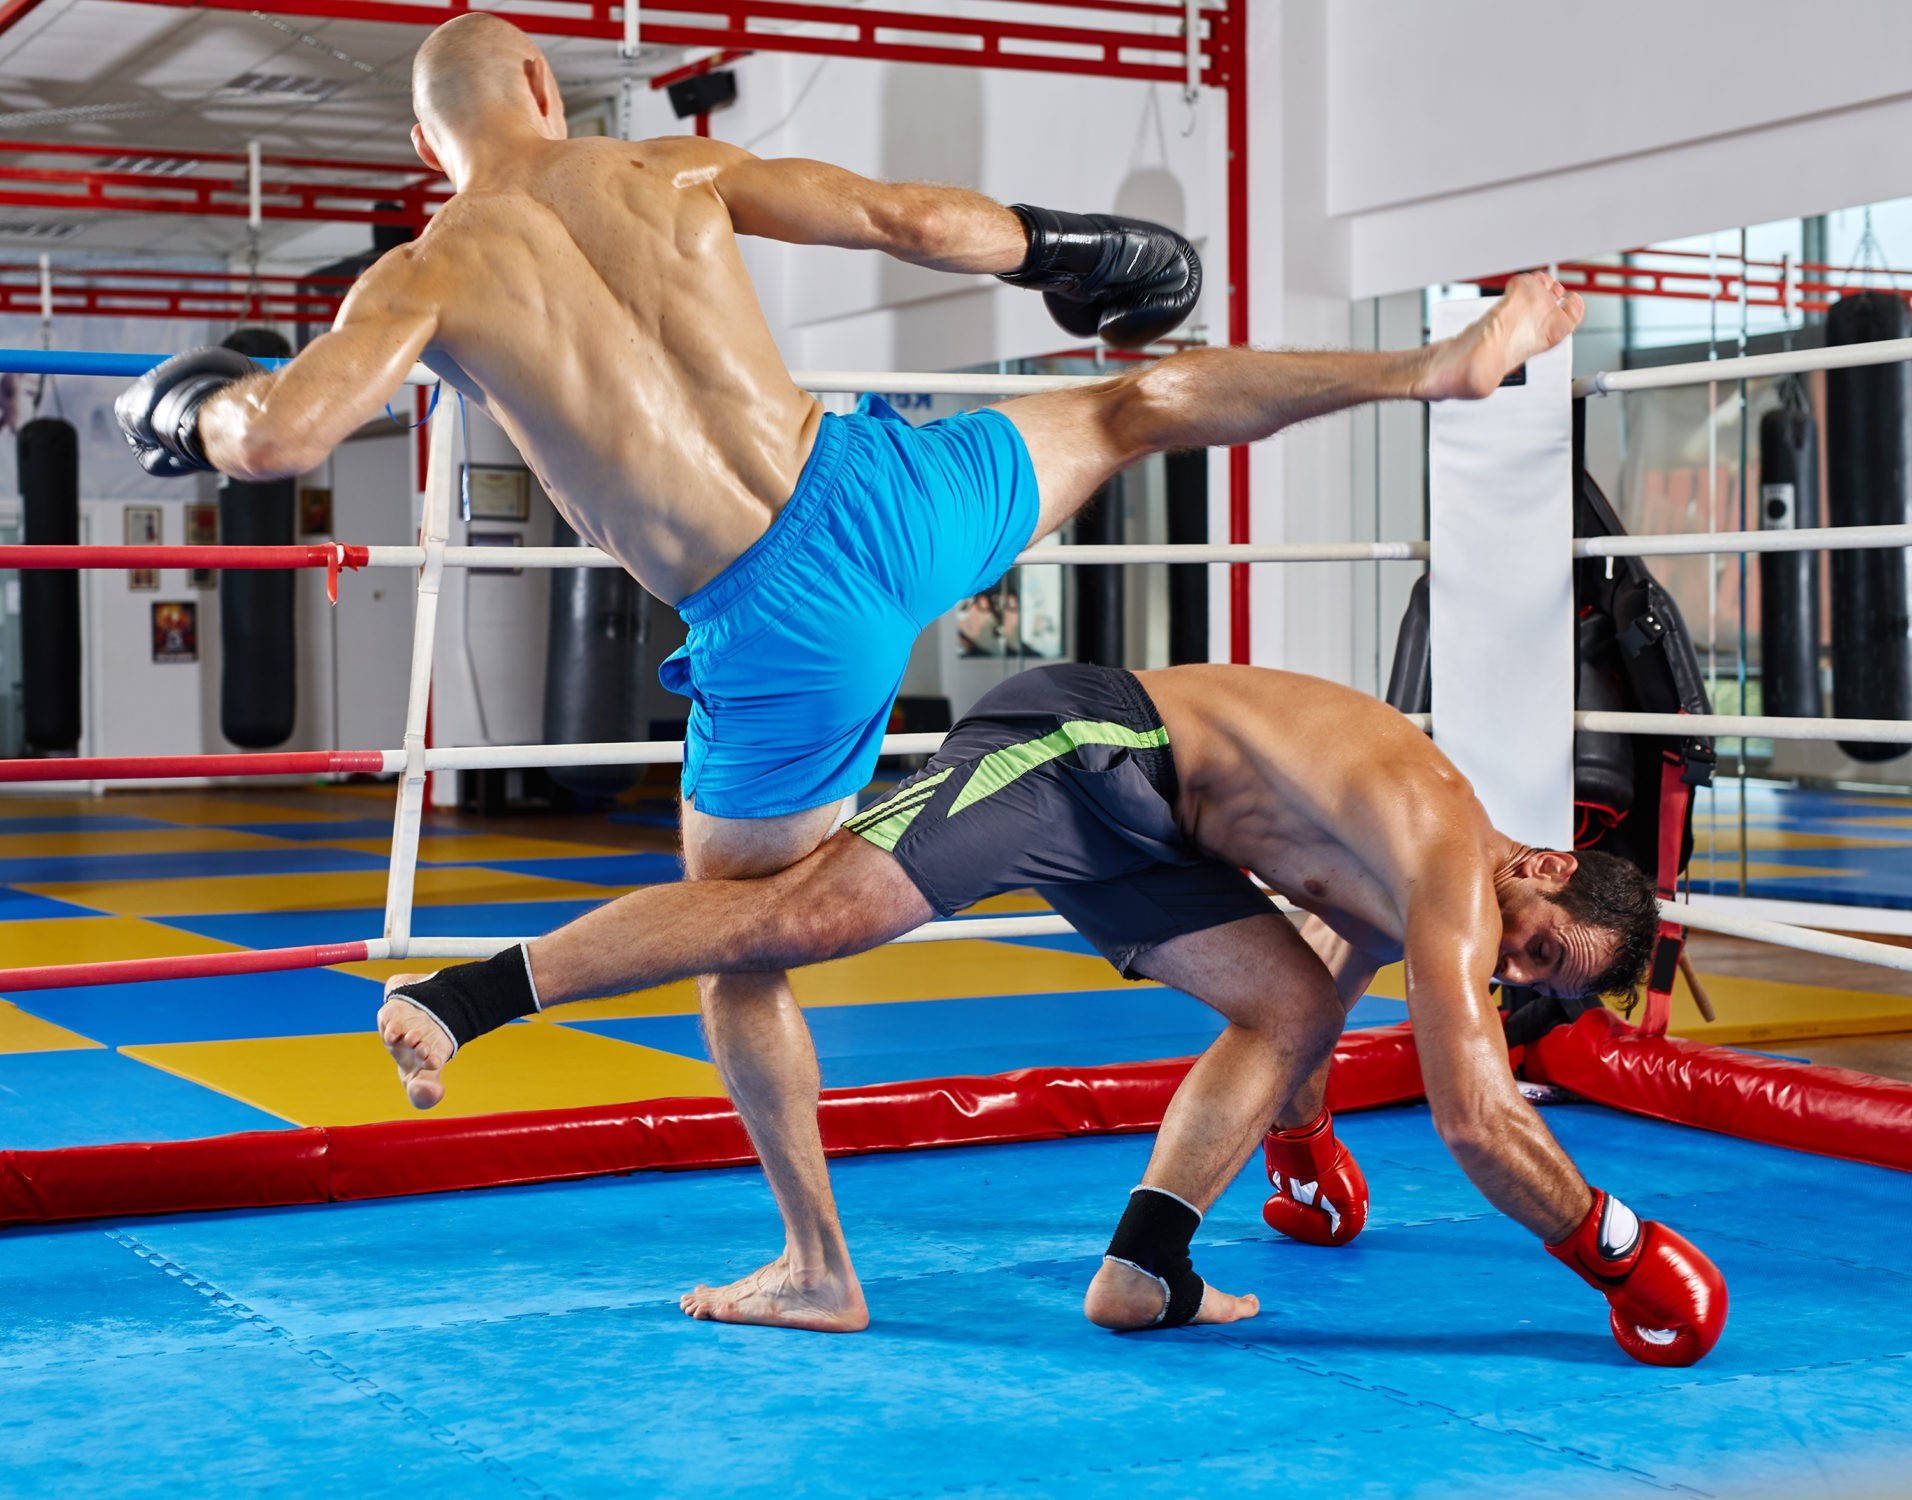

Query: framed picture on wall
left=151, top=601, right=197, bottom=663
left=299, top=487, right=333, bottom=536
left=123, top=505, right=161, bottom=546
left=463, top=464, right=531, bottom=522
left=185, top=503, right=218, bottom=590
left=128, top=568, right=158, bottom=592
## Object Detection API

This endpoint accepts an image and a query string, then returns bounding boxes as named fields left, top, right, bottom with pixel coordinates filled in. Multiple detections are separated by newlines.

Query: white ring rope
left=396, top=367, right=1112, bottom=392
left=362, top=541, right=1432, bottom=570
left=1574, top=336, right=1912, bottom=397
left=1576, top=711, right=1912, bottom=745
left=1666, top=902, right=1912, bottom=975
left=1576, top=523, right=1912, bottom=559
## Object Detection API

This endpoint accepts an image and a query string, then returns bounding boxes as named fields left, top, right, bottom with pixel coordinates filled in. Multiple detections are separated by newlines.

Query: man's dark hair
left=1546, top=849, right=1660, bottom=999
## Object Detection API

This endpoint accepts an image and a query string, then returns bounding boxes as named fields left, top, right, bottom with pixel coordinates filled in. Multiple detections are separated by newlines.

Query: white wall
left=1325, top=0, right=1912, bottom=297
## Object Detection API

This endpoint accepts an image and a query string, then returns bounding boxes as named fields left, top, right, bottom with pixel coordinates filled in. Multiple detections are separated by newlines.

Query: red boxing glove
left=1546, top=1188, right=1728, bottom=1367
left=1261, top=1109, right=1368, bottom=1247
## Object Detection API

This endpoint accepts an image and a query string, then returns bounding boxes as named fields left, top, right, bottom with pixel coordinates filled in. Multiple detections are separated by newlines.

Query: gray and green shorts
left=846, top=663, right=1274, bottom=978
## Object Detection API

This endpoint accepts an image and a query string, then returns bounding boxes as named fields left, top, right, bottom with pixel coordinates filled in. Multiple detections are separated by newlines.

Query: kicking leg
left=1082, top=913, right=1344, bottom=1331
left=999, top=270, right=1586, bottom=538
left=376, top=824, right=928, bottom=1103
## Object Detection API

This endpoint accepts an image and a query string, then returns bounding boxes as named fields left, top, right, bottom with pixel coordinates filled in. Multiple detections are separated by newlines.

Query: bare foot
left=1083, top=1257, right=1259, bottom=1331
left=678, top=1254, right=869, bottom=1333
left=377, top=980, right=456, bottom=1110
left=1415, top=270, right=1586, bottom=401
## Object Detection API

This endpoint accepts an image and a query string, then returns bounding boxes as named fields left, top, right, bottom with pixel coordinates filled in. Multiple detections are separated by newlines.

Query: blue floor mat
left=0, top=847, right=389, bottom=886
left=476, top=852, right=683, bottom=884
left=0, top=888, right=100, bottom=921
left=162, top=900, right=606, bottom=951
left=0, top=815, right=172, bottom=834
left=0, top=1048, right=288, bottom=1149
left=14, top=966, right=383, bottom=1047
left=1, top=1105, right=1906, bottom=1498
left=213, top=818, right=469, bottom=842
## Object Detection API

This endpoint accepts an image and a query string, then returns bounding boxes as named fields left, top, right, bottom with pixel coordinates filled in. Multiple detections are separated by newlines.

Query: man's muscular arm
left=1403, top=849, right=1593, bottom=1242
left=197, top=251, right=439, bottom=482
left=707, top=144, right=1025, bottom=273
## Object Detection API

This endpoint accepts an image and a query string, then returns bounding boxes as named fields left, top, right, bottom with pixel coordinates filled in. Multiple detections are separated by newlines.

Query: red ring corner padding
left=0, top=1025, right=1429, bottom=1229
left=1526, top=1006, right=1912, bottom=1173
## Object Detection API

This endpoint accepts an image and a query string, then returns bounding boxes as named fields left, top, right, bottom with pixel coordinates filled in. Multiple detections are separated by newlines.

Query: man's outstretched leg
left=998, top=271, right=1586, bottom=539
left=1078, top=913, right=1345, bottom=1332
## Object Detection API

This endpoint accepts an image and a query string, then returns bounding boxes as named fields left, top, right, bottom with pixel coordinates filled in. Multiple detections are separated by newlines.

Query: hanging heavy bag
left=217, top=326, right=297, bottom=748
left=1825, top=291, right=1912, bottom=761
left=19, top=415, right=80, bottom=752
left=1757, top=393, right=1823, bottom=721
left=542, top=511, right=648, bottom=797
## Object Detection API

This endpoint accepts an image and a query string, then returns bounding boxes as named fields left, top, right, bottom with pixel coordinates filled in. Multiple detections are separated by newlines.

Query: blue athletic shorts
left=660, top=394, right=1041, bottom=819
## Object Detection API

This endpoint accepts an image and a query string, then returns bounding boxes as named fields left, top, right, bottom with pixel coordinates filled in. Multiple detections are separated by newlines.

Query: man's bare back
left=399, top=134, right=822, bottom=603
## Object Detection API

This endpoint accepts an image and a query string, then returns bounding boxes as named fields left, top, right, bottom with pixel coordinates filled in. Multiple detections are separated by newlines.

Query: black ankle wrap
left=388, top=944, right=540, bottom=1052
left=1105, top=1185, right=1205, bottom=1329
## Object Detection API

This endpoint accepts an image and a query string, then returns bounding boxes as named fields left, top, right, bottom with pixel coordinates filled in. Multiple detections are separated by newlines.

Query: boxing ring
left=2, top=342, right=1911, bottom=1497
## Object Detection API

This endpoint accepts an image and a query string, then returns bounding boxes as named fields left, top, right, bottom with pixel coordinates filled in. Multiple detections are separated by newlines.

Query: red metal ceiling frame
left=104, top=0, right=1221, bottom=86
left=0, top=263, right=354, bottom=320
left=5, top=0, right=1250, bottom=657
left=0, top=139, right=447, bottom=225
left=1478, top=252, right=1912, bottom=316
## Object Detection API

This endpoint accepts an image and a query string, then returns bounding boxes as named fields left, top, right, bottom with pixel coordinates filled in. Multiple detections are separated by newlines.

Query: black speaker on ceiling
left=667, top=69, right=737, bottom=119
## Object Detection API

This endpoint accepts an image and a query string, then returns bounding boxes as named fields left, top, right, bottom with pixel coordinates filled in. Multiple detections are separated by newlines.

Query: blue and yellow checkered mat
left=2, top=781, right=1911, bottom=1497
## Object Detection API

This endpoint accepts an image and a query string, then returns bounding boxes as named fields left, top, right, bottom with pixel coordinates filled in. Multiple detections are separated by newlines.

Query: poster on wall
left=128, top=568, right=158, bottom=592
left=185, top=503, right=218, bottom=590
left=298, top=487, right=333, bottom=536
left=151, top=601, right=197, bottom=663
left=953, top=566, right=1063, bottom=659
left=123, top=505, right=161, bottom=545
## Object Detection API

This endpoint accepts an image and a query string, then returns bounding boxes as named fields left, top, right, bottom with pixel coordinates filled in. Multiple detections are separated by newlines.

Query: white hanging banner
left=1427, top=297, right=1574, bottom=850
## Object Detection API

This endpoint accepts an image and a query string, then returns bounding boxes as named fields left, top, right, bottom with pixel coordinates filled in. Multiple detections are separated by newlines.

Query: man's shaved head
left=412, top=13, right=561, bottom=157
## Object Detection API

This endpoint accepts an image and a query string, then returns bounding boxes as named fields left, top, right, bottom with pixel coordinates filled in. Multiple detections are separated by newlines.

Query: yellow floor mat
left=19, top=865, right=615, bottom=918
left=123, top=1025, right=724, bottom=1128
left=0, top=829, right=301, bottom=858
left=0, top=914, right=240, bottom=972
left=332, top=835, right=641, bottom=863
left=0, top=1000, right=101, bottom=1054
left=1667, top=968, right=1912, bottom=1046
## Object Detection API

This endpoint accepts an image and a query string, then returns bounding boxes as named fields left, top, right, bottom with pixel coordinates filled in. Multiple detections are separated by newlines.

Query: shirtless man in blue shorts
left=116, top=13, right=1584, bottom=1330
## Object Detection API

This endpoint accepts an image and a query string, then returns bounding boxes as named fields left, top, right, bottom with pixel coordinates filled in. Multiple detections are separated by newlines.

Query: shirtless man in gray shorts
left=380, top=663, right=1728, bottom=1365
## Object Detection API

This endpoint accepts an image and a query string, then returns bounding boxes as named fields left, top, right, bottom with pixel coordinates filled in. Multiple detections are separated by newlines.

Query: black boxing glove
left=997, top=205, right=1202, bottom=350
left=115, top=347, right=263, bottom=477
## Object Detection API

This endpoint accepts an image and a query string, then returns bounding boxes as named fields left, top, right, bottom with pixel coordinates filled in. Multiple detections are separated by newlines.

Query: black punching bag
left=218, top=327, right=297, bottom=748
left=19, top=416, right=80, bottom=752
left=1826, top=292, right=1912, bottom=760
left=1758, top=394, right=1823, bottom=721
left=542, top=512, right=647, bottom=797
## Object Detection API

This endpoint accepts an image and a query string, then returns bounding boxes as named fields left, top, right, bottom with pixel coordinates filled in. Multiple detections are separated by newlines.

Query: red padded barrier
left=1526, top=1006, right=1912, bottom=1173
left=0, top=1026, right=1429, bottom=1228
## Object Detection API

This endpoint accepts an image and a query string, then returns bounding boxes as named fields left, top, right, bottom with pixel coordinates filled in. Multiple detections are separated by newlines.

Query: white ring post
left=382, top=403, right=455, bottom=959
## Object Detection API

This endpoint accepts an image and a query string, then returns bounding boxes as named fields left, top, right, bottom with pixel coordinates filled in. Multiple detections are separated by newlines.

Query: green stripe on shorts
left=946, top=719, right=1168, bottom=818
left=847, top=767, right=953, bottom=848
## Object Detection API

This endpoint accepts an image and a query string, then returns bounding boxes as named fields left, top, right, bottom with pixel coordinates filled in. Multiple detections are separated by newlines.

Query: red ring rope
left=0, top=545, right=370, bottom=569
left=0, top=545, right=372, bottom=601
left=0, top=942, right=376, bottom=993
left=0, top=749, right=390, bottom=784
